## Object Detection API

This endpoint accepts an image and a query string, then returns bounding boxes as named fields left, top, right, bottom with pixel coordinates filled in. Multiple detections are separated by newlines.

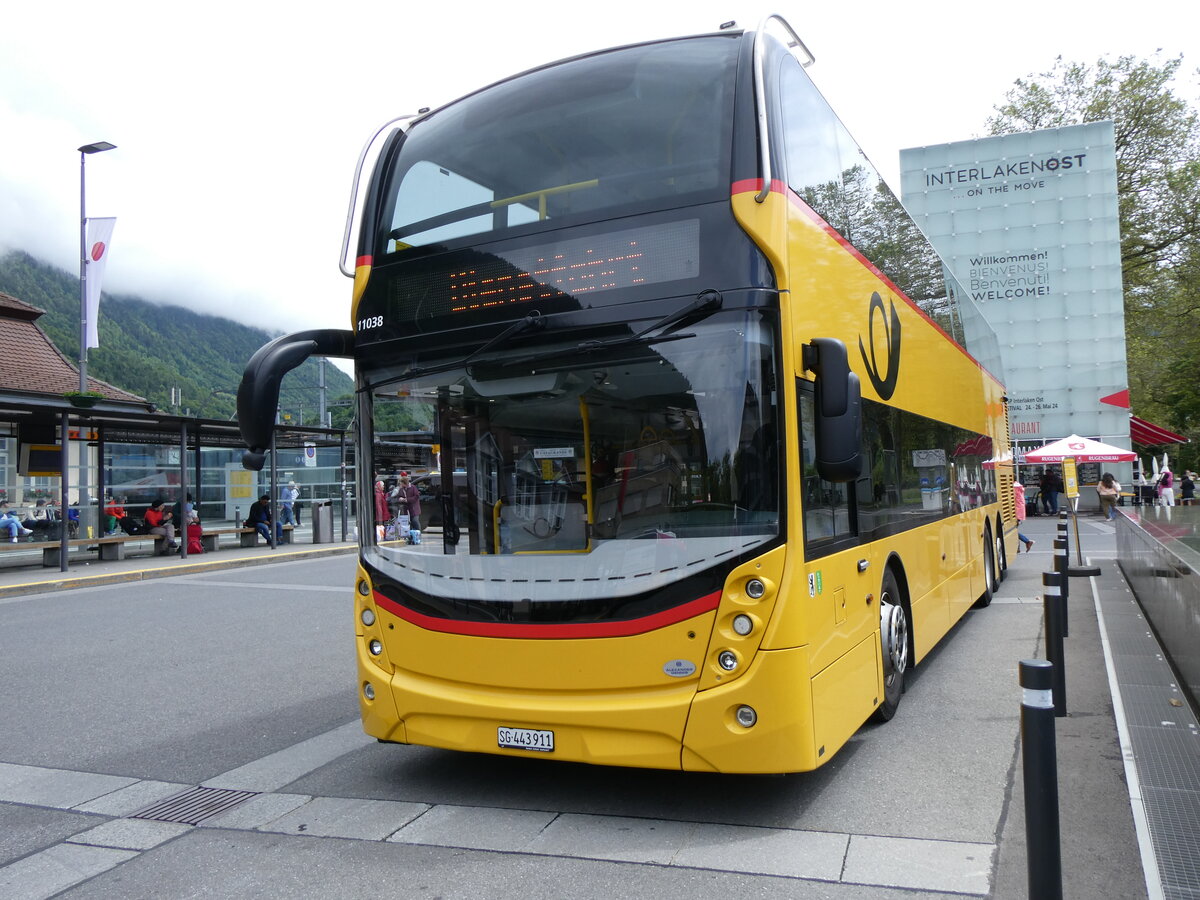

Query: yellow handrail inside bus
left=580, top=397, right=594, bottom=552
left=491, top=179, right=600, bottom=221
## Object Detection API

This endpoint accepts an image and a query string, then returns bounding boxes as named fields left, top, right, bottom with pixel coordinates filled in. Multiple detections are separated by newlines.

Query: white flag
left=84, top=217, right=116, bottom=349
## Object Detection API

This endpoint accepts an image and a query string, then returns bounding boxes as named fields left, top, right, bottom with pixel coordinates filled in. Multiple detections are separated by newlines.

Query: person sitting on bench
left=246, top=493, right=282, bottom=543
left=144, top=499, right=179, bottom=553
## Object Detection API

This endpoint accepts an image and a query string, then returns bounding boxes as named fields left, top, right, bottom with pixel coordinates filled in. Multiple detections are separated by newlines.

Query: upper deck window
left=381, top=35, right=739, bottom=255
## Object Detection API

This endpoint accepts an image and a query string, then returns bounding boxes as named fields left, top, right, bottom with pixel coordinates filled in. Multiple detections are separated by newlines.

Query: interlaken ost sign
left=900, top=122, right=1128, bottom=450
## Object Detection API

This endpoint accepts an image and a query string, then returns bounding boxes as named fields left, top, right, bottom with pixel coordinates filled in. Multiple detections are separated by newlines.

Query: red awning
left=1130, top=414, right=1189, bottom=446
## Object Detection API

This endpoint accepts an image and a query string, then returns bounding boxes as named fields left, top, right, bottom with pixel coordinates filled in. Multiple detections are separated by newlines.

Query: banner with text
left=900, top=123, right=1127, bottom=451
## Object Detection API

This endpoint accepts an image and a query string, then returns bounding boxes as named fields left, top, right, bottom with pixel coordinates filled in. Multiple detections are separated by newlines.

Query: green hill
left=0, top=250, right=354, bottom=424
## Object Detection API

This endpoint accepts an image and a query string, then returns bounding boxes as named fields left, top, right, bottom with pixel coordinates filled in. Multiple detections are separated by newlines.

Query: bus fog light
left=357, top=579, right=370, bottom=596
left=733, top=614, right=753, bottom=635
left=369, top=639, right=383, bottom=656
left=363, top=682, right=375, bottom=700
left=735, top=705, right=757, bottom=727
left=718, top=650, right=738, bottom=671
left=746, top=579, right=765, bottom=599
left=361, top=608, right=376, bottom=626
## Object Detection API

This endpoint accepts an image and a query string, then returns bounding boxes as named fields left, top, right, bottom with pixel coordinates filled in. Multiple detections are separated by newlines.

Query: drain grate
left=130, top=786, right=258, bottom=825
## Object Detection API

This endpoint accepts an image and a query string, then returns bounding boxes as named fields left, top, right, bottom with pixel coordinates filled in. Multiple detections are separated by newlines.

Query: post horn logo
left=858, top=291, right=901, bottom=400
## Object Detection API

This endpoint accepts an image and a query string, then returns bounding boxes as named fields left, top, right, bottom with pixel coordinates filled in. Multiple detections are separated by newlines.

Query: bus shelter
left=0, top=396, right=349, bottom=572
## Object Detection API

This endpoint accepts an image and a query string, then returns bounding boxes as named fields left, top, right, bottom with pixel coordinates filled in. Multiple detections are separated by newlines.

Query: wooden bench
left=199, top=525, right=294, bottom=552
left=0, top=534, right=167, bottom=567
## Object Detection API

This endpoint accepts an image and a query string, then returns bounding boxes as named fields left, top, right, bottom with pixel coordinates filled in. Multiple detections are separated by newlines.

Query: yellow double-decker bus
left=238, top=18, right=1014, bottom=773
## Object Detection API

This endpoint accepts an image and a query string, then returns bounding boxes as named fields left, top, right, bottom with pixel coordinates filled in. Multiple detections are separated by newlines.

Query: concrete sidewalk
left=0, top=521, right=358, bottom=599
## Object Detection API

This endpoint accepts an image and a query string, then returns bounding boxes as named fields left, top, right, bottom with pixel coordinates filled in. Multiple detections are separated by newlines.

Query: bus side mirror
left=237, top=329, right=355, bottom=471
left=803, top=338, right=862, bottom=483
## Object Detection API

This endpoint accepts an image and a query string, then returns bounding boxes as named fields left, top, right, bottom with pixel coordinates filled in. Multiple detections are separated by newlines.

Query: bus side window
left=778, top=58, right=844, bottom=232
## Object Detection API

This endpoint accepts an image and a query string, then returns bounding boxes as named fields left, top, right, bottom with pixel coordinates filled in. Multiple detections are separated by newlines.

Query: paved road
left=0, top=521, right=1154, bottom=898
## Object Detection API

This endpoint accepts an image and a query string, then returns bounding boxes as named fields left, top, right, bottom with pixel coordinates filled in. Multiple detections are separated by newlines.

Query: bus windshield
left=365, top=309, right=779, bottom=617
left=381, top=35, right=739, bottom=254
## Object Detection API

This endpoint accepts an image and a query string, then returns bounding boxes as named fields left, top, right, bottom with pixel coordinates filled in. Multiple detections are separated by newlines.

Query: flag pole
left=78, top=149, right=87, bottom=392
left=77, top=141, right=116, bottom=392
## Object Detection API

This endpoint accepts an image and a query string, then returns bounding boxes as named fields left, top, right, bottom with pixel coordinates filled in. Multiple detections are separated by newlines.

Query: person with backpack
left=1159, top=467, right=1176, bottom=506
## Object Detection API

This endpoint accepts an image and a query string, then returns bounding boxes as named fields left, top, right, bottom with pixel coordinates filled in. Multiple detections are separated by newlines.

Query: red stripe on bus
left=731, top=178, right=785, bottom=196
left=372, top=589, right=722, bottom=639
left=356, top=255, right=372, bottom=268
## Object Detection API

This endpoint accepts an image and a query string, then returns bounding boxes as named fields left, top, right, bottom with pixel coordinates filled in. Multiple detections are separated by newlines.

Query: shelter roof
left=0, top=291, right=343, bottom=450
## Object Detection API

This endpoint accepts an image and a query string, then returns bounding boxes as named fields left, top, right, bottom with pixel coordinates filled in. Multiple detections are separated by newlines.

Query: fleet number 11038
left=358, top=316, right=383, bottom=331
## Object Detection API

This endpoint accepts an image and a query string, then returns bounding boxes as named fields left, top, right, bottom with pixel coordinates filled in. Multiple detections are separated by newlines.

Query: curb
left=0, top=544, right=358, bottom=599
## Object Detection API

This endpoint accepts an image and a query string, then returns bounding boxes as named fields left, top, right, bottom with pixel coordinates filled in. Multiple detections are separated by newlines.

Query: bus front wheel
left=872, top=569, right=908, bottom=722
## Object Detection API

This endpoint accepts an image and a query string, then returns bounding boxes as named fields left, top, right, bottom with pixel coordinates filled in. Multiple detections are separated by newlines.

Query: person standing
left=398, top=472, right=422, bottom=531
left=1014, top=482, right=1034, bottom=553
left=1040, top=468, right=1062, bottom=516
left=1159, top=467, right=1176, bottom=507
left=374, top=480, right=389, bottom=525
left=1096, top=472, right=1121, bottom=521
left=1181, top=471, right=1196, bottom=506
left=279, top=481, right=299, bottom=526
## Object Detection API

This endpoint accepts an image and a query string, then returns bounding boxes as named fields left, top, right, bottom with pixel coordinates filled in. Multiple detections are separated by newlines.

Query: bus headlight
left=369, top=639, right=383, bottom=656
left=718, top=650, right=739, bottom=671
left=363, top=682, right=375, bottom=700
left=732, top=614, right=753, bottom=636
left=361, top=608, right=376, bottom=626
left=357, top=579, right=370, bottom=596
left=746, top=578, right=766, bottom=599
left=735, top=705, right=757, bottom=727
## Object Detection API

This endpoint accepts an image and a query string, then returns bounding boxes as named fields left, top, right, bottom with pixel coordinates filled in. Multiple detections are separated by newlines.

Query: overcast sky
left=2, top=0, right=1196, bottom=339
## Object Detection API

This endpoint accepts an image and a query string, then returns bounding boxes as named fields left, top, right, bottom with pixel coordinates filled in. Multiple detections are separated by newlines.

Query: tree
left=987, top=55, right=1200, bottom=467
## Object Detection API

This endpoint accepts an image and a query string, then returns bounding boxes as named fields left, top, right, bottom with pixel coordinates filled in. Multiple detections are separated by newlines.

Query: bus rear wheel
left=872, top=568, right=907, bottom=722
left=974, top=528, right=996, bottom=609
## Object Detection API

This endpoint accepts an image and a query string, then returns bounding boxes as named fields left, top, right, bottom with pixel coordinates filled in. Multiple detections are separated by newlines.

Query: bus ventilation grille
left=130, top=786, right=259, bottom=825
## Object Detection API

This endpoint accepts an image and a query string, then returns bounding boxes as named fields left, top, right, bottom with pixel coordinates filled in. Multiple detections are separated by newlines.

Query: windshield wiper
left=473, top=290, right=724, bottom=375
left=576, top=289, right=723, bottom=353
left=399, top=312, right=545, bottom=380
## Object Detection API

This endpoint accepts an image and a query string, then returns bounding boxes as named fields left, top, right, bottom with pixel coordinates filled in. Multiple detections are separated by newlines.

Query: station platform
left=0, top=519, right=358, bottom=599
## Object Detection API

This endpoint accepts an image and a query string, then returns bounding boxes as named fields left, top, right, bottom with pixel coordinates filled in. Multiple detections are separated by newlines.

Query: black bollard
left=1042, top=571, right=1067, bottom=716
left=1053, top=537, right=1070, bottom=637
left=1020, top=659, right=1063, bottom=900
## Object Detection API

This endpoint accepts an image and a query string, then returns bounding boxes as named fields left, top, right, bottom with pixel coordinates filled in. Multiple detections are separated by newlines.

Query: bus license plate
left=497, top=726, right=554, bottom=752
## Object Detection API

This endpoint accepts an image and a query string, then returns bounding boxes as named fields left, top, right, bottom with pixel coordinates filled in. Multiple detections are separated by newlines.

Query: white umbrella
left=1153, top=456, right=1161, bottom=479
left=1023, top=434, right=1137, bottom=464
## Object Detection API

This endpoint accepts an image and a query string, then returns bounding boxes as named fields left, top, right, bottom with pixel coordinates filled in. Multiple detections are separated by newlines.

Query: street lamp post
left=78, top=141, right=116, bottom=392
